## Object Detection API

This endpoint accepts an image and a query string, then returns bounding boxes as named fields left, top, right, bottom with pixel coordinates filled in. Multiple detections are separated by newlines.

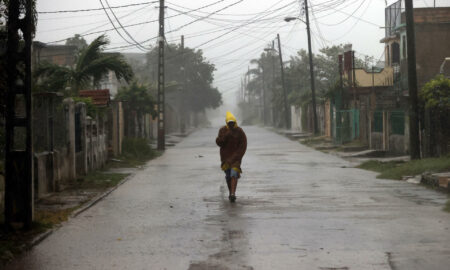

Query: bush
left=419, top=75, right=450, bottom=111
left=122, top=137, right=156, bottom=160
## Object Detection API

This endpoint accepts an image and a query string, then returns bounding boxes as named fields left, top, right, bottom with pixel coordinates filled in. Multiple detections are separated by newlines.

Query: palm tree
left=35, top=35, right=133, bottom=95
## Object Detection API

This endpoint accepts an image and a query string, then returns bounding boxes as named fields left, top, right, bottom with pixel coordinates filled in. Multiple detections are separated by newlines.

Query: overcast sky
left=35, top=0, right=450, bottom=105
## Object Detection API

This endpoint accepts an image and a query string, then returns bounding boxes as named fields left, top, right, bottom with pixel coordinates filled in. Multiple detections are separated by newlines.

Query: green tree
left=65, top=34, right=88, bottom=50
left=35, top=35, right=133, bottom=95
left=144, top=44, right=222, bottom=113
left=115, top=81, right=156, bottom=135
left=419, top=75, right=450, bottom=111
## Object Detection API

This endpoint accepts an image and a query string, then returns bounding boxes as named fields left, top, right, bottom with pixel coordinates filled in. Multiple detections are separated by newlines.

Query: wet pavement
left=5, top=126, right=450, bottom=270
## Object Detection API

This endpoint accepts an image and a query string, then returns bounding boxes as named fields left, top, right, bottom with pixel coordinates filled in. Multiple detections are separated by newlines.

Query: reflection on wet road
left=5, top=127, right=450, bottom=270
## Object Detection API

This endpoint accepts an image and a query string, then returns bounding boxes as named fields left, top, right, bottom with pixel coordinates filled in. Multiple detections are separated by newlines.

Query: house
left=396, top=6, right=450, bottom=90
left=382, top=3, right=450, bottom=156
left=395, top=6, right=450, bottom=156
left=32, top=41, right=78, bottom=69
left=328, top=44, right=406, bottom=154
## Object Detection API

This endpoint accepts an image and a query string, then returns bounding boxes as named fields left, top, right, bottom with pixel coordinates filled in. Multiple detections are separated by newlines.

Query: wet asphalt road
left=5, top=126, right=450, bottom=270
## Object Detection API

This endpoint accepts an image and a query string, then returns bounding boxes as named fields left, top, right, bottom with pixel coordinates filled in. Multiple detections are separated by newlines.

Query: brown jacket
left=216, top=126, right=247, bottom=172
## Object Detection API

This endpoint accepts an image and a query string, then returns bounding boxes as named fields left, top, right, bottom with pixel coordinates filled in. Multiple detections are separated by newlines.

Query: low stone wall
left=53, top=147, right=74, bottom=190
left=34, top=152, right=55, bottom=198
left=87, top=134, right=107, bottom=171
left=421, top=173, right=450, bottom=192
left=389, top=134, right=406, bottom=155
left=371, top=132, right=383, bottom=150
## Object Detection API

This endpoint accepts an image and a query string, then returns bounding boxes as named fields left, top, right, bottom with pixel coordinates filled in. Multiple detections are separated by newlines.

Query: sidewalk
left=0, top=134, right=186, bottom=266
left=275, top=129, right=450, bottom=193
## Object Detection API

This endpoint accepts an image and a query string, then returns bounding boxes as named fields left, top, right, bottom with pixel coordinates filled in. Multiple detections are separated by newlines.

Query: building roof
left=79, top=89, right=110, bottom=107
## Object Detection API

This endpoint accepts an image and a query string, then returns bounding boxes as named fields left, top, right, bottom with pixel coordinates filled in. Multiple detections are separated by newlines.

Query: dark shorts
left=224, top=168, right=239, bottom=180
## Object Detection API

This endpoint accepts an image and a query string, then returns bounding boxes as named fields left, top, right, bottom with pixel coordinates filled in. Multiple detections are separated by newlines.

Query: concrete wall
left=86, top=117, right=107, bottom=171
left=53, top=147, right=72, bottom=191
left=389, top=135, right=406, bottom=155
left=110, top=101, right=124, bottom=157
left=34, top=152, right=55, bottom=197
left=291, top=103, right=326, bottom=135
left=33, top=98, right=109, bottom=199
left=371, top=132, right=384, bottom=150
left=290, top=106, right=302, bottom=132
left=399, top=8, right=450, bottom=88
left=353, top=67, right=394, bottom=87
left=75, top=104, right=88, bottom=177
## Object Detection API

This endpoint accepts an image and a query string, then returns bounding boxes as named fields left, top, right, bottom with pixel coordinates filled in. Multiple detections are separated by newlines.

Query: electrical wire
left=102, top=0, right=149, bottom=50
left=44, top=0, right=231, bottom=44
left=98, top=0, right=144, bottom=51
left=39, top=2, right=153, bottom=34
left=194, top=0, right=297, bottom=49
left=38, top=1, right=158, bottom=14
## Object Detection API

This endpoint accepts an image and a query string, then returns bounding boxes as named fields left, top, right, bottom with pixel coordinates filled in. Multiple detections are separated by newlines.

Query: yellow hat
left=225, top=111, right=237, bottom=124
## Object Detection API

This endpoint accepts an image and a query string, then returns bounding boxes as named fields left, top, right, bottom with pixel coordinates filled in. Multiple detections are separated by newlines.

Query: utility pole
left=277, top=34, right=290, bottom=129
left=352, top=50, right=356, bottom=105
left=338, top=54, right=344, bottom=108
left=405, top=0, right=420, bottom=159
left=304, top=0, right=318, bottom=135
left=261, top=65, right=266, bottom=125
left=5, top=0, right=34, bottom=229
left=272, top=40, right=276, bottom=126
left=180, top=35, right=186, bottom=134
left=157, top=0, right=165, bottom=150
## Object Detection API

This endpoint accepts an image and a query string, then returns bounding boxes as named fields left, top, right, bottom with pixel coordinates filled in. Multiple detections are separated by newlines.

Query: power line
left=38, top=1, right=159, bottom=14
left=314, top=0, right=381, bottom=28
left=166, top=0, right=291, bottom=17
left=168, top=0, right=244, bottom=34
left=101, top=0, right=148, bottom=50
left=195, top=0, right=297, bottom=48
left=38, top=3, right=152, bottom=33
left=44, top=0, right=231, bottom=45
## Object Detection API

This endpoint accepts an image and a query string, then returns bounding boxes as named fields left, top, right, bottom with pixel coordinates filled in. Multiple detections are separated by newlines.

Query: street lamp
left=284, top=17, right=305, bottom=23
left=284, top=0, right=319, bottom=135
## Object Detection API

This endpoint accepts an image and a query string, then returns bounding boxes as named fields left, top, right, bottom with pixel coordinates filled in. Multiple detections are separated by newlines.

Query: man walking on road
left=216, top=111, right=247, bottom=202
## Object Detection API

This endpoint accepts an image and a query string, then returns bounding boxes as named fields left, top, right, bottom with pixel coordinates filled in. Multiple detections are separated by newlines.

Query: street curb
left=27, top=173, right=136, bottom=249
left=19, top=130, right=192, bottom=253
left=70, top=173, right=134, bottom=218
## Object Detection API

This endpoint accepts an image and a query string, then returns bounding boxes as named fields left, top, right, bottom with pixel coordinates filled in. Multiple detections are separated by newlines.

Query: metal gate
left=334, top=109, right=359, bottom=144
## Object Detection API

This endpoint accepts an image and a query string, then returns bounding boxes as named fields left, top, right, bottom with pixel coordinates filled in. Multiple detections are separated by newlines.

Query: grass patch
left=106, top=137, right=160, bottom=168
left=300, top=136, right=330, bottom=147
left=444, top=200, right=450, bottom=212
left=74, top=172, right=129, bottom=190
left=334, top=140, right=368, bottom=152
left=35, top=207, right=78, bottom=227
left=358, top=156, right=450, bottom=180
left=0, top=221, right=53, bottom=265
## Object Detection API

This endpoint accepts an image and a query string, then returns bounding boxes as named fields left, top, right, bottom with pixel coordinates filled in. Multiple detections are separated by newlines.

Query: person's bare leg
left=226, top=179, right=231, bottom=196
